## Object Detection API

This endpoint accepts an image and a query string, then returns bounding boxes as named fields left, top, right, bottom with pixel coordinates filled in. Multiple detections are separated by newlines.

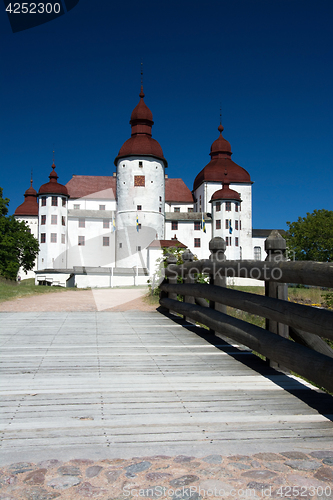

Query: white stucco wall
left=37, top=194, right=68, bottom=269
left=116, top=157, right=165, bottom=268
left=14, top=215, right=38, bottom=280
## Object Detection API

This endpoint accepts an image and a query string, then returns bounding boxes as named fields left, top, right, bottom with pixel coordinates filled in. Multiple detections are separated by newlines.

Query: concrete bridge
left=1, top=310, right=332, bottom=465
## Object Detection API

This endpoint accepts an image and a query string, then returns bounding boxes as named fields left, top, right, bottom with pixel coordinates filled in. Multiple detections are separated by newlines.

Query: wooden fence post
left=265, top=230, right=289, bottom=371
left=182, top=249, right=195, bottom=322
left=209, top=238, right=227, bottom=332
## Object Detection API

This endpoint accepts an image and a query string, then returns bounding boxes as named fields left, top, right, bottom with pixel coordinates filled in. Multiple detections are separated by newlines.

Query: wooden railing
left=159, top=231, right=333, bottom=393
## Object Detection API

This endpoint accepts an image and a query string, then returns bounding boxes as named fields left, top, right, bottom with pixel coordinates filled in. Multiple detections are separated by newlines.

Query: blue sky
left=1, top=0, right=332, bottom=230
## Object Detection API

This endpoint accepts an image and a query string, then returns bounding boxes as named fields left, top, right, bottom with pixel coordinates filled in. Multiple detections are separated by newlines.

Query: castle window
left=235, top=237, right=239, bottom=247
left=50, top=233, right=57, bottom=243
left=159, top=196, right=162, bottom=202
left=172, top=221, right=178, bottom=230
left=41, top=233, right=46, bottom=243
left=159, top=207, right=162, bottom=213
left=137, top=205, right=142, bottom=211
left=174, top=207, right=180, bottom=212
left=79, top=218, right=85, bottom=228
left=139, top=161, right=143, bottom=168
left=99, top=205, right=105, bottom=210
left=188, top=207, right=193, bottom=212
left=134, top=175, right=145, bottom=187
left=226, top=237, right=231, bottom=246
left=103, top=219, right=110, bottom=228
left=194, top=238, right=201, bottom=248
left=62, top=216, right=66, bottom=226
left=51, top=215, right=57, bottom=225
left=41, top=215, right=46, bottom=225
left=216, top=202, right=221, bottom=212
left=78, top=236, right=85, bottom=246
left=52, top=196, right=58, bottom=206
left=138, top=223, right=142, bottom=230
left=216, top=220, right=221, bottom=230
left=62, top=197, right=66, bottom=207
left=240, top=220, right=242, bottom=230
left=254, top=246, right=261, bottom=261
left=226, top=202, right=231, bottom=211
left=235, top=220, right=238, bottom=230
left=235, top=204, right=239, bottom=212
left=194, top=221, right=201, bottom=230
left=41, top=197, right=46, bottom=207
left=225, top=219, right=229, bottom=229
left=103, top=237, right=110, bottom=246
left=74, top=204, right=80, bottom=210
left=61, top=234, right=65, bottom=244
left=136, top=246, right=141, bottom=251
left=119, top=243, right=122, bottom=248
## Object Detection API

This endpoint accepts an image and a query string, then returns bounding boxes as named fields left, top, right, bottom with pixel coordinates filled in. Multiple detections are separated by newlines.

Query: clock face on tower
left=134, top=175, right=145, bottom=187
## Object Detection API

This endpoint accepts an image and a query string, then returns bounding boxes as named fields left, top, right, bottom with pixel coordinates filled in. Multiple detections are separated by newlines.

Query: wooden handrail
left=160, top=282, right=333, bottom=341
left=165, top=260, right=333, bottom=288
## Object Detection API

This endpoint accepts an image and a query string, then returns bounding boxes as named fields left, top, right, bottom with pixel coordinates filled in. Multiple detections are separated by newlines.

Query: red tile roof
left=66, top=176, right=116, bottom=199
left=165, top=178, right=194, bottom=203
left=38, top=164, right=68, bottom=196
left=193, top=125, right=251, bottom=190
left=148, top=239, right=187, bottom=248
left=15, top=182, right=38, bottom=216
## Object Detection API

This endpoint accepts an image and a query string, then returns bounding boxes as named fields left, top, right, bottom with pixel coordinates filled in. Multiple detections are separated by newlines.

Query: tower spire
left=218, top=103, right=224, bottom=133
left=140, top=60, right=144, bottom=98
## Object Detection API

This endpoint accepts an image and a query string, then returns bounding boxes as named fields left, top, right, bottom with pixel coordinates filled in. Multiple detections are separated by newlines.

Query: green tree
left=0, top=187, right=39, bottom=280
left=286, top=209, right=333, bottom=262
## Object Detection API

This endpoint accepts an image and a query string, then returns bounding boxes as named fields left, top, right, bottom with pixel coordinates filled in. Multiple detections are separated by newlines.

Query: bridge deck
left=1, top=311, right=332, bottom=464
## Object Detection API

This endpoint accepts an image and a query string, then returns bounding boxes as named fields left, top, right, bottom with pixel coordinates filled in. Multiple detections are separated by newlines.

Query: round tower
left=194, top=122, right=253, bottom=259
left=14, top=178, right=39, bottom=279
left=37, top=162, right=69, bottom=270
left=210, top=181, right=242, bottom=260
left=114, top=85, right=167, bottom=268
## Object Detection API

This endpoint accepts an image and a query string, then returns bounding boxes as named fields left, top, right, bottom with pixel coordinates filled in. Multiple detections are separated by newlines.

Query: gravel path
left=0, top=288, right=157, bottom=312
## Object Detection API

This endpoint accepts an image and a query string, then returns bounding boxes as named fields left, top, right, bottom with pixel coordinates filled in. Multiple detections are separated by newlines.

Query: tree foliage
left=0, top=187, right=39, bottom=280
left=286, top=209, right=333, bottom=262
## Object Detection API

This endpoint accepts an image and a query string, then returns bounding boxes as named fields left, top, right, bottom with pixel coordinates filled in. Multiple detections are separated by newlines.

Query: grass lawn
left=0, top=278, right=83, bottom=303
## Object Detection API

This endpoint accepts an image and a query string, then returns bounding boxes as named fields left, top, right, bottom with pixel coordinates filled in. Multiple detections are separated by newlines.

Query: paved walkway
left=1, top=310, right=333, bottom=499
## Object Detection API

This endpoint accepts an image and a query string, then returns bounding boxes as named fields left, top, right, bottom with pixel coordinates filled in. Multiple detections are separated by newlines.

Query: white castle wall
left=37, top=194, right=68, bottom=269
left=116, top=157, right=165, bottom=268
left=14, top=215, right=38, bottom=280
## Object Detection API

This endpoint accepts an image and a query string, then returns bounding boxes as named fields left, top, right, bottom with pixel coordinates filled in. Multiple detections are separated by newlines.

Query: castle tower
left=193, top=123, right=253, bottom=259
left=210, top=181, right=242, bottom=260
left=37, top=162, right=69, bottom=270
left=14, top=178, right=39, bottom=279
left=114, top=85, right=167, bottom=268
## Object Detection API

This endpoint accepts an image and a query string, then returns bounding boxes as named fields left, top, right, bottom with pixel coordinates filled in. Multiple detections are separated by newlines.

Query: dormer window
left=139, top=161, right=143, bottom=168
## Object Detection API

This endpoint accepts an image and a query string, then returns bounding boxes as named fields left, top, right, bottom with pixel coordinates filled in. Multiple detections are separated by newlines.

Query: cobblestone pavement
left=1, top=451, right=333, bottom=500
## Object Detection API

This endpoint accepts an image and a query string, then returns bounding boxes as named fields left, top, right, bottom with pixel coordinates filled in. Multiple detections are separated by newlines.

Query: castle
left=14, top=85, right=269, bottom=287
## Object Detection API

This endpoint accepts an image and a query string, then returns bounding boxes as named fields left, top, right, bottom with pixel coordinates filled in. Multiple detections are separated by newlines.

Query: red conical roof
left=38, top=163, right=68, bottom=196
left=115, top=86, right=167, bottom=166
left=15, top=179, right=38, bottom=216
left=210, top=182, right=241, bottom=202
left=193, top=124, right=251, bottom=191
